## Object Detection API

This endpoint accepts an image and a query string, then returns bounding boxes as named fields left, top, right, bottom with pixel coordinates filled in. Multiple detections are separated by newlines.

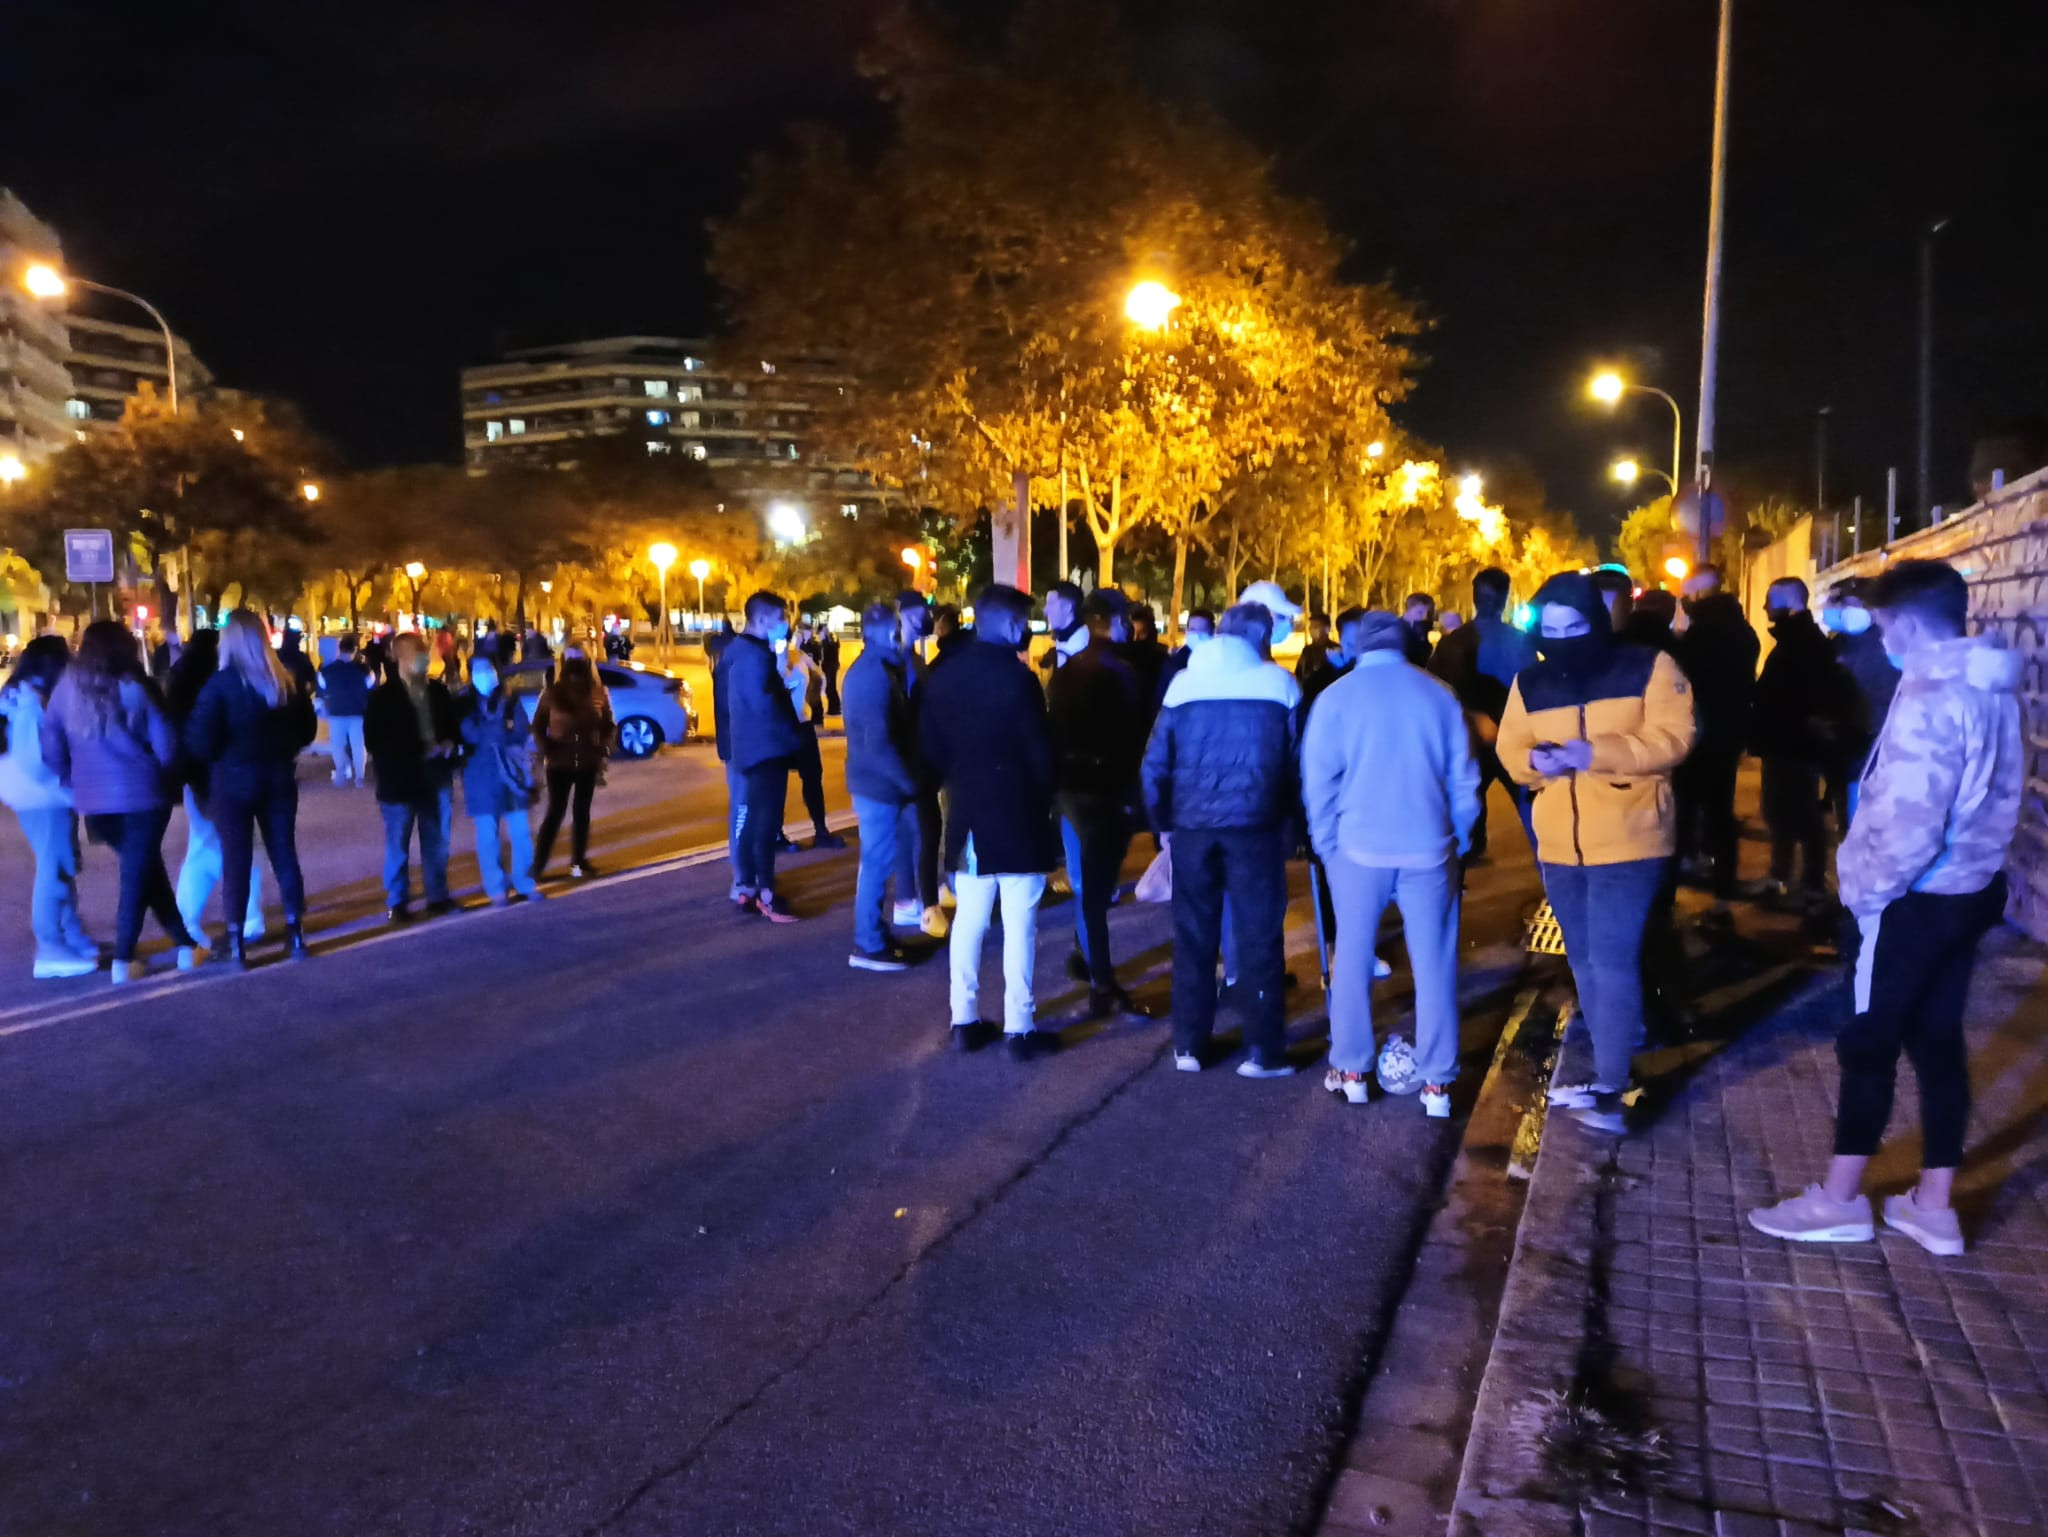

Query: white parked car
left=503, top=659, right=698, bottom=759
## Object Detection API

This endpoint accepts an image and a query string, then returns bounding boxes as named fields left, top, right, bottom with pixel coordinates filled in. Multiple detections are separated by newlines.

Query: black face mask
left=1539, top=632, right=1603, bottom=669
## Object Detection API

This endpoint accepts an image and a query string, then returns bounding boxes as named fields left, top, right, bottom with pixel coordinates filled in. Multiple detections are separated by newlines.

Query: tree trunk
left=1095, top=471, right=1121, bottom=587
left=1168, top=533, right=1189, bottom=646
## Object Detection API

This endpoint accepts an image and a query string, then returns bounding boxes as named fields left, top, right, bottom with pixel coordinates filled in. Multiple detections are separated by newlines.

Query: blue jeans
left=1541, top=857, right=1667, bottom=1090
left=381, top=790, right=452, bottom=908
left=472, top=809, right=538, bottom=902
left=14, top=805, right=92, bottom=954
left=1060, top=796, right=1131, bottom=990
left=177, top=786, right=264, bottom=940
left=852, top=795, right=915, bottom=952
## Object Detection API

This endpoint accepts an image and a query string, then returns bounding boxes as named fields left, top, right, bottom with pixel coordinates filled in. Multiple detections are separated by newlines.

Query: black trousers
left=1170, top=825, right=1288, bottom=1063
left=793, top=725, right=830, bottom=835
left=1466, top=742, right=1520, bottom=858
left=823, top=666, right=841, bottom=716
left=1836, top=878, right=2006, bottom=1168
left=915, top=787, right=943, bottom=908
left=86, top=807, right=194, bottom=961
left=216, top=780, right=306, bottom=929
left=729, top=758, right=791, bottom=895
left=534, top=768, right=598, bottom=870
left=1760, top=757, right=1828, bottom=891
left=1676, top=745, right=1742, bottom=898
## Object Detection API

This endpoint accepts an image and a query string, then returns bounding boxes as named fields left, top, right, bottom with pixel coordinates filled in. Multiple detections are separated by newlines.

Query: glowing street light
left=1366, top=440, right=1386, bottom=459
left=1588, top=368, right=1683, bottom=497
left=0, top=454, right=25, bottom=485
left=1588, top=371, right=1626, bottom=405
left=1664, top=555, right=1692, bottom=582
left=766, top=501, right=806, bottom=545
left=21, top=262, right=65, bottom=300
left=22, top=261, right=182, bottom=414
left=649, top=542, right=677, bottom=662
left=230, top=428, right=246, bottom=443
left=300, top=481, right=321, bottom=502
left=900, top=547, right=923, bottom=570
left=1124, top=280, right=1182, bottom=330
left=1610, top=457, right=1675, bottom=495
left=1459, top=473, right=1484, bottom=498
left=688, top=557, right=711, bottom=612
left=401, top=560, right=429, bottom=630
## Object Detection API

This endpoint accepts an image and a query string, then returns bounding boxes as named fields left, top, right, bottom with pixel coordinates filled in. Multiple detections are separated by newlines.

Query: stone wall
left=1819, top=464, right=2048, bottom=940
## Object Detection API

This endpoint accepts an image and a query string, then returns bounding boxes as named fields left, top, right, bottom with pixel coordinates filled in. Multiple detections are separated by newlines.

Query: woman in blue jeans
left=1499, top=572, right=1698, bottom=1133
left=0, top=637, right=99, bottom=978
left=41, top=620, right=203, bottom=984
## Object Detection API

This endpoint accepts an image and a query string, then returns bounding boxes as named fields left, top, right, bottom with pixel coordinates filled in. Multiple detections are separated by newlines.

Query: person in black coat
left=712, top=590, right=805, bottom=920
left=363, top=632, right=460, bottom=921
left=1752, top=578, right=1858, bottom=901
left=841, top=601, right=922, bottom=968
left=819, top=624, right=843, bottom=718
left=182, top=611, right=318, bottom=966
left=918, top=584, right=1060, bottom=1056
left=1049, top=589, right=1149, bottom=1017
left=1822, top=579, right=1899, bottom=828
left=1674, top=567, right=1760, bottom=900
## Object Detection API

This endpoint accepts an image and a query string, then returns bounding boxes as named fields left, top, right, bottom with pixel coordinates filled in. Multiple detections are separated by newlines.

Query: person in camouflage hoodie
left=1751, top=561, right=2022, bottom=1258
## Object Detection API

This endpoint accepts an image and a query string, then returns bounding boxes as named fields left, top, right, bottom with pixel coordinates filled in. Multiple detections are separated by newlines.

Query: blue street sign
left=63, top=529, right=115, bottom=585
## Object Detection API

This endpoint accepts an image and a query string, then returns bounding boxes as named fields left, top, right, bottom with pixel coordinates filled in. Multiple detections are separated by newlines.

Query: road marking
left=0, top=808, right=859, bottom=1042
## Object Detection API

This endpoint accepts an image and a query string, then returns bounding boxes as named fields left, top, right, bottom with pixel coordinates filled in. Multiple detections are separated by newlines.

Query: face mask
left=767, top=620, right=790, bottom=644
left=1836, top=607, right=1872, bottom=635
left=1767, top=608, right=1800, bottom=626
left=1540, top=632, right=1600, bottom=668
left=1185, top=632, right=1212, bottom=649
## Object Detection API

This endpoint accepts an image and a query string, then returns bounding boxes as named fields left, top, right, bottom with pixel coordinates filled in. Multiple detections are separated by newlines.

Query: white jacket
left=0, top=684, right=73, bottom=812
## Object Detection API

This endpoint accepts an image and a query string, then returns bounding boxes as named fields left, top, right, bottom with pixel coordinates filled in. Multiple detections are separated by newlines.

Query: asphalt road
left=0, top=768, right=1541, bottom=1537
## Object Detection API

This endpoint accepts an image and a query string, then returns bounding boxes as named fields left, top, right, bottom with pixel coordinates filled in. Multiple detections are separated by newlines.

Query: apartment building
left=0, top=190, right=73, bottom=465
left=65, top=310, right=211, bottom=430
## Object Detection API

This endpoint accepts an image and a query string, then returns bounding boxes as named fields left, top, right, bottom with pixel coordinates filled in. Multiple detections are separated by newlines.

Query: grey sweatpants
left=1326, top=854, right=1463, bottom=1084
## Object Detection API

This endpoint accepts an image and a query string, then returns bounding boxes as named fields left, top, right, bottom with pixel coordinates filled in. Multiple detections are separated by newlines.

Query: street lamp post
left=23, top=263, right=180, bottom=415
left=1917, top=219, right=1950, bottom=524
left=688, top=558, right=710, bottom=619
left=403, top=561, right=428, bottom=632
left=649, top=542, right=677, bottom=665
left=1693, top=0, right=1735, bottom=566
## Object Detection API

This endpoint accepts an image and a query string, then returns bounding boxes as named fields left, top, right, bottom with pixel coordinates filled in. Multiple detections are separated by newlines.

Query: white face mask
left=1185, top=631, right=1213, bottom=649
left=1835, top=606, right=1872, bottom=635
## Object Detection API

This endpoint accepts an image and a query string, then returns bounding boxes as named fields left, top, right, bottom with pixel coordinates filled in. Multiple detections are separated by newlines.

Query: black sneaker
left=849, top=947, right=911, bottom=973
left=1090, top=987, right=1153, bottom=1021
left=1065, top=950, right=1090, bottom=983
left=773, top=835, right=801, bottom=854
left=424, top=898, right=458, bottom=916
left=810, top=832, right=848, bottom=851
left=949, top=1020, right=996, bottom=1052
left=387, top=903, right=413, bottom=924
left=1005, top=1029, right=1060, bottom=1062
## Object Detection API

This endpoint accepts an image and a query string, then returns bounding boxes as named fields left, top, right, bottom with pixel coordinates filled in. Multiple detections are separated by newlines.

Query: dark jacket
left=1430, top=615, right=1537, bottom=723
left=1142, top=634, right=1302, bottom=834
left=712, top=633, right=803, bottom=770
left=917, top=639, right=1059, bottom=875
left=1675, top=594, right=1759, bottom=755
left=183, top=671, right=317, bottom=809
left=319, top=657, right=372, bottom=716
left=1047, top=636, right=1143, bottom=802
left=1301, top=654, right=1356, bottom=718
left=533, top=677, right=614, bottom=774
left=1833, top=628, right=1900, bottom=776
left=1294, top=639, right=1336, bottom=689
left=841, top=649, right=920, bottom=804
left=41, top=674, right=179, bottom=817
left=364, top=677, right=459, bottom=805
left=457, top=688, right=534, bottom=816
left=1752, top=611, right=1857, bottom=766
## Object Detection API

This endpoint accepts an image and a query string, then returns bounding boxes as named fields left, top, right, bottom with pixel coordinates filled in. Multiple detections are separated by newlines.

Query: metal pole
left=1916, top=221, right=1947, bottom=526
left=1057, top=463, right=1069, bottom=583
left=1886, top=467, right=1899, bottom=546
left=1815, top=406, right=1830, bottom=514
left=1694, top=0, right=1734, bottom=567
left=658, top=569, right=669, bottom=665
left=1852, top=495, right=1863, bottom=556
left=74, top=277, right=178, bottom=414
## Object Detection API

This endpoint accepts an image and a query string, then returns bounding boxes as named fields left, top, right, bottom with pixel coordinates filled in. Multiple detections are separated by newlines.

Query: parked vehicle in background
left=502, top=660, right=696, bottom=759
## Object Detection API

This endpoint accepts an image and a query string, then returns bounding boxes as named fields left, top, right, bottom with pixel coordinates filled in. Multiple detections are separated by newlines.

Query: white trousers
left=949, top=870, right=1047, bottom=1034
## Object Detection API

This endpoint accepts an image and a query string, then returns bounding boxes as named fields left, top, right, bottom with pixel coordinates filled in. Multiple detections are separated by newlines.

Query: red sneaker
left=757, top=893, right=801, bottom=924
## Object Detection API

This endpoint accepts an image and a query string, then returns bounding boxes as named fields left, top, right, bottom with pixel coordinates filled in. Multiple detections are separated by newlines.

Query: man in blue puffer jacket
left=1142, top=596, right=1303, bottom=1079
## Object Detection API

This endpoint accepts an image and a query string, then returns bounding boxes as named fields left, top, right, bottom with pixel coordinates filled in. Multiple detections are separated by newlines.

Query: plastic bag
left=1135, top=845, right=1173, bottom=903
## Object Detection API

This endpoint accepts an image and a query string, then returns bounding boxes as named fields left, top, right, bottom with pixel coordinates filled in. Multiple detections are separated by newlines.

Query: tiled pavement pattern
left=1455, top=927, right=2048, bottom=1537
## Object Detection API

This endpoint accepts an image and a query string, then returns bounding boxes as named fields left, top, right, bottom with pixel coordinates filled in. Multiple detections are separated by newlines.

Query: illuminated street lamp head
left=21, top=262, right=66, bottom=300
left=900, top=547, right=923, bottom=570
left=404, top=561, right=427, bottom=581
left=1610, top=458, right=1642, bottom=486
left=1124, top=280, right=1182, bottom=330
left=300, top=481, right=321, bottom=502
left=1365, top=441, right=1386, bottom=459
left=0, top=454, right=25, bottom=485
left=230, top=428, right=246, bottom=443
left=1664, top=555, right=1692, bottom=581
left=1459, top=473, right=1484, bottom=498
left=649, top=541, right=677, bottom=573
left=766, top=502, right=806, bottom=545
left=687, top=558, right=711, bottom=582
left=1589, top=371, right=1626, bottom=405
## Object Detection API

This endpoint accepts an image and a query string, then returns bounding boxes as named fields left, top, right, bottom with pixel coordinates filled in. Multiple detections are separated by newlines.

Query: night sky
left=6, top=0, right=2044, bottom=541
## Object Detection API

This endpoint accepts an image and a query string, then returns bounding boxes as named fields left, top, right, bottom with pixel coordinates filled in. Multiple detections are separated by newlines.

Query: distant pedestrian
left=183, top=610, right=317, bottom=966
left=1590, top=567, right=1635, bottom=631
left=434, top=628, right=465, bottom=688
left=930, top=603, right=968, bottom=663
left=1048, top=588, right=1150, bottom=1019
left=529, top=648, right=613, bottom=882
left=1429, top=567, right=1538, bottom=859
left=1155, top=607, right=1215, bottom=704
left=919, top=584, right=1061, bottom=1058
left=41, top=620, right=204, bottom=982
left=1301, top=606, right=1365, bottom=717
left=1123, top=603, right=1168, bottom=703
left=1294, top=611, right=1336, bottom=690
left=456, top=653, right=543, bottom=906
left=1621, top=589, right=1680, bottom=655
left=1305, top=610, right=1479, bottom=1115
left=319, top=633, right=372, bottom=787
left=277, top=626, right=318, bottom=697
left=780, top=629, right=843, bottom=851
left=1499, top=573, right=1697, bottom=1133
left=797, top=620, right=827, bottom=725
left=1751, top=578, right=1858, bottom=905
left=897, top=591, right=949, bottom=935
left=167, top=630, right=265, bottom=949
left=364, top=632, right=459, bottom=922
left=1822, top=579, right=1898, bottom=827
left=1040, top=581, right=1087, bottom=673
left=1674, top=566, right=1758, bottom=904
left=1142, top=599, right=1303, bottom=1078
left=1400, top=593, right=1437, bottom=667
left=842, top=601, right=921, bottom=971
left=820, top=623, right=842, bottom=717
left=713, top=591, right=805, bottom=921
left=0, top=636, right=99, bottom=978
left=1750, top=560, right=2021, bottom=1257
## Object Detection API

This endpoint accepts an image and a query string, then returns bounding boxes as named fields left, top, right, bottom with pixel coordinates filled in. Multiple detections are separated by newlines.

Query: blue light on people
left=1512, top=604, right=1535, bottom=631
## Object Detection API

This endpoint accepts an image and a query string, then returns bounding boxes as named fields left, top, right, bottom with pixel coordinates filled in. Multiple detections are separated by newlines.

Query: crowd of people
left=0, top=617, right=619, bottom=981
left=710, top=555, right=2021, bottom=1255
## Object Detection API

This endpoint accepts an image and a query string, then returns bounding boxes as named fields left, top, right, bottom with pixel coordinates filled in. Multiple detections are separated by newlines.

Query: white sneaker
left=33, top=951, right=98, bottom=980
left=1236, top=1057, right=1296, bottom=1080
left=1173, top=1052, right=1203, bottom=1073
left=111, top=958, right=145, bottom=985
left=242, top=924, right=266, bottom=943
left=1421, top=1084, right=1452, bottom=1119
left=1548, top=1080, right=1641, bottom=1110
left=892, top=900, right=923, bottom=927
left=1324, top=1067, right=1371, bottom=1104
left=1747, top=1185, right=1875, bottom=1244
left=177, top=945, right=207, bottom=973
left=1373, top=954, right=1393, bottom=979
left=1883, top=1193, right=1965, bottom=1257
left=920, top=906, right=950, bottom=939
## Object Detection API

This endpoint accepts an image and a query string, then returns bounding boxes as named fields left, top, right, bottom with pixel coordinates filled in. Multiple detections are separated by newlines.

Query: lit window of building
left=643, top=379, right=670, bottom=398
left=507, top=418, right=526, bottom=435
left=64, top=399, right=91, bottom=420
left=486, top=420, right=504, bottom=442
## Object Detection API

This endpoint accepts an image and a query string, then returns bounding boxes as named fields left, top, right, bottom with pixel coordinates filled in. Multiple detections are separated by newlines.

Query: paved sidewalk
left=1455, top=923, right=2048, bottom=1537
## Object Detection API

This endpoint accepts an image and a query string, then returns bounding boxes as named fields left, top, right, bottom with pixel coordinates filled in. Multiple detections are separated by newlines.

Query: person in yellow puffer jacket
left=1498, top=571, right=1698, bottom=1132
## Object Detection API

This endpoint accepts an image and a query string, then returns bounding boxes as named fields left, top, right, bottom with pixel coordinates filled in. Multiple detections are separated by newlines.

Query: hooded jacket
left=1141, top=633, right=1301, bottom=834
left=0, top=683, right=71, bottom=812
left=1498, top=576, right=1697, bottom=867
left=1675, top=592, right=1759, bottom=752
left=1836, top=634, right=2022, bottom=916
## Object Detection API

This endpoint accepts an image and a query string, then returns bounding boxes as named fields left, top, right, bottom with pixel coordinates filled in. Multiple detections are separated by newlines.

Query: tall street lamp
left=22, top=262, right=182, bottom=414
left=1589, top=371, right=1684, bottom=500
left=1124, top=280, right=1181, bottom=331
left=649, top=542, right=677, bottom=664
left=300, top=481, right=321, bottom=503
left=402, top=561, right=428, bottom=631
left=1610, top=457, right=1675, bottom=496
left=688, top=558, right=710, bottom=617
left=0, top=454, right=25, bottom=485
